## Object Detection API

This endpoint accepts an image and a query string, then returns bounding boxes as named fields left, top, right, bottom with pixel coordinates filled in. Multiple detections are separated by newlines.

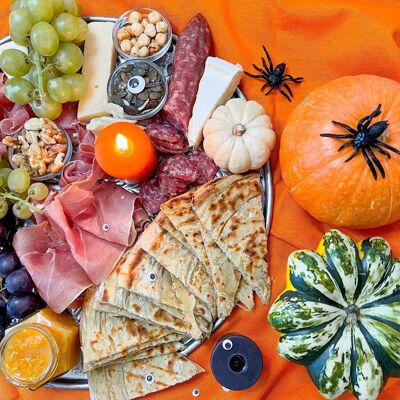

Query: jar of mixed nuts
left=113, top=8, right=172, bottom=62
left=107, top=60, right=168, bottom=120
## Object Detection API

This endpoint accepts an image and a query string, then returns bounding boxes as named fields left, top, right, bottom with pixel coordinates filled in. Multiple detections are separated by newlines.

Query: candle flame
left=115, top=133, right=130, bottom=153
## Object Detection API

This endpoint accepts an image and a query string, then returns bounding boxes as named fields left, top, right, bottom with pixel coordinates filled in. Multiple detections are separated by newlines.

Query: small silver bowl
left=8, top=121, right=72, bottom=182
left=107, top=59, right=168, bottom=121
left=113, top=8, right=173, bottom=62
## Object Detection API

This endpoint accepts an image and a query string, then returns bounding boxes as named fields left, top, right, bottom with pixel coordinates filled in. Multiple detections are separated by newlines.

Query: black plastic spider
left=320, top=104, right=400, bottom=180
left=244, top=45, right=304, bottom=102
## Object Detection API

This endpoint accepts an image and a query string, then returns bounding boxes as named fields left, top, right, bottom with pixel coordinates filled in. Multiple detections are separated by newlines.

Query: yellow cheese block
left=77, top=22, right=116, bottom=122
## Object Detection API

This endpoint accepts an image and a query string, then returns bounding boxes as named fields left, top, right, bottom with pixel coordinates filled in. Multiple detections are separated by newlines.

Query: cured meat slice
left=146, top=122, right=188, bottom=154
left=139, top=179, right=170, bottom=214
left=55, top=102, right=95, bottom=146
left=13, top=222, right=92, bottom=314
left=0, top=105, right=30, bottom=137
left=158, top=173, right=188, bottom=197
left=60, top=144, right=95, bottom=187
left=44, top=198, right=125, bottom=285
left=159, top=155, right=200, bottom=183
left=163, top=14, right=210, bottom=134
left=58, top=181, right=147, bottom=246
left=189, top=150, right=219, bottom=185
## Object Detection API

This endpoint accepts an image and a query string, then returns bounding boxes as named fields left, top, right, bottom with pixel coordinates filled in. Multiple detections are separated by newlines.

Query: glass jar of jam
left=0, top=308, right=80, bottom=390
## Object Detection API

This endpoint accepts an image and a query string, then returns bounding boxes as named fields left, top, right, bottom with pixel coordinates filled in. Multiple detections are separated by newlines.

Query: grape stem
left=1, top=193, right=43, bottom=214
left=32, top=51, right=46, bottom=99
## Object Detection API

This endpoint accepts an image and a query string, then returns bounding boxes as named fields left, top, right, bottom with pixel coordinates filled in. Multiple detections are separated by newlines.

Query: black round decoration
left=210, top=334, right=263, bottom=391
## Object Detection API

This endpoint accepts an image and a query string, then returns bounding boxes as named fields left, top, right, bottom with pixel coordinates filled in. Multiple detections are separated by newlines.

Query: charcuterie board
left=0, top=15, right=273, bottom=391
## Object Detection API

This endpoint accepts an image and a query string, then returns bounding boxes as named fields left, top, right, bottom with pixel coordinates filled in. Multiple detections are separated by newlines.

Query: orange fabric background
left=1, top=0, right=400, bottom=399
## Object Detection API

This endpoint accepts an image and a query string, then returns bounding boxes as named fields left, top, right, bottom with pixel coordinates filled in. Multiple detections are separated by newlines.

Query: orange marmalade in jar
left=0, top=308, right=80, bottom=390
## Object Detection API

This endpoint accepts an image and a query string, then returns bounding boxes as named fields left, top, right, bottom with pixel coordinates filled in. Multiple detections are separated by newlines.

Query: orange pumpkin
left=280, top=75, right=400, bottom=229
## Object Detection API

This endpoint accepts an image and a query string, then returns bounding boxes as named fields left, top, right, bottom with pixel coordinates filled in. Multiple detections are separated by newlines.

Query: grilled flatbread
left=81, top=288, right=185, bottom=371
left=161, top=192, right=211, bottom=275
left=96, top=258, right=202, bottom=339
left=137, top=219, right=217, bottom=320
left=235, top=278, right=255, bottom=311
left=193, top=174, right=270, bottom=304
left=198, top=220, right=241, bottom=317
left=88, top=353, right=204, bottom=400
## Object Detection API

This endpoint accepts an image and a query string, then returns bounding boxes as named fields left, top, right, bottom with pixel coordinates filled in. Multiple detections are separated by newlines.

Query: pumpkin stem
left=345, top=304, right=360, bottom=325
left=232, top=123, right=247, bottom=136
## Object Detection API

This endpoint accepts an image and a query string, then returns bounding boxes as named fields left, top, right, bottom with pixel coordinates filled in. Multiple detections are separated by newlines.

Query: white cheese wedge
left=87, top=116, right=136, bottom=138
left=188, top=57, right=243, bottom=148
left=77, top=22, right=116, bottom=122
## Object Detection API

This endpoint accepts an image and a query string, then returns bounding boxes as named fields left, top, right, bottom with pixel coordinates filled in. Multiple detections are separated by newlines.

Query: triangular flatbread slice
left=193, top=174, right=270, bottom=304
left=235, top=278, right=255, bottom=311
left=161, top=193, right=247, bottom=317
left=216, top=194, right=270, bottom=303
left=198, top=221, right=241, bottom=317
left=160, top=192, right=211, bottom=275
left=137, top=219, right=217, bottom=320
left=96, top=258, right=201, bottom=339
left=88, top=353, right=204, bottom=400
left=81, top=288, right=185, bottom=371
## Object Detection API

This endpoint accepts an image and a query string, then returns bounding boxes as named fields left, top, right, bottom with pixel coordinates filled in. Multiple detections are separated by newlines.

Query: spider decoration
left=244, top=45, right=304, bottom=102
left=320, top=104, right=400, bottom=180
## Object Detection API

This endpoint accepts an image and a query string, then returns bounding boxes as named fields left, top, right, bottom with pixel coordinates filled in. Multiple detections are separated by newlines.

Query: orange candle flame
left=114, top=133, right=133, bottom=157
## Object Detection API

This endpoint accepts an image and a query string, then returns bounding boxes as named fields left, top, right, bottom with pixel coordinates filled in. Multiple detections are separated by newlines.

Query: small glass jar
left=0, top=309, right=80, bottom=390
left=107, top=59, right=168, bottom=121
left=112, top=8, right=172, bottom=62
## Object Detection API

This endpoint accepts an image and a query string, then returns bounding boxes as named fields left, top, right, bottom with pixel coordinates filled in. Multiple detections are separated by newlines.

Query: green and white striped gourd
left=268, top=229, right=400, bottom=400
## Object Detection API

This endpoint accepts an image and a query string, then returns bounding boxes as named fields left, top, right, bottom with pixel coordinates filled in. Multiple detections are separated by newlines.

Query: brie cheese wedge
left=188, top=57, right=243, bottom=148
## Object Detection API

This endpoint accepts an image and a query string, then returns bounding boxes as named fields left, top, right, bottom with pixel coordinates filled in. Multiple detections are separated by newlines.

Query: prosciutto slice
left=60, top=144, right=95, bottom=187
left=13, top=160, right=149, bottom=313
left=13, top=222, right=92, bottom=314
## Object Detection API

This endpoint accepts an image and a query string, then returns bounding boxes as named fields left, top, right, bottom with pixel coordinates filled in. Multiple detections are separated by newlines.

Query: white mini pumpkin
left=203, top=98, right=276, bottom=173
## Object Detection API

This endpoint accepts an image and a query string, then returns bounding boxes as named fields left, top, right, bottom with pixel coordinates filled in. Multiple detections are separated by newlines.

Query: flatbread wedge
left=216, top=194, right=270, bottom=303
left=95, top=256, right=202, bottom=339
left=137, top=219, right=217, bottom=320
left=193, top=174, right=270, bottom=304
left=161, top=193, right=242, bottom=317
left=88, top=353, right=204, bottom=400
left=81, top=287, right=184, bottom=371
left=235, top=278, right=255, bottom=311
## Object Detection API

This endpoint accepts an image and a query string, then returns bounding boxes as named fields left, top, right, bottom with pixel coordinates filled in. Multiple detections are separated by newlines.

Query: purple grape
left=0, top=327, right=4, bottom=341
left=0, top=252, right=21, bottom=278
left=0, top=298, right=5, bottom=313
left=7, top=294, right=39, bottom=319
left=0, top=313, right=6, bottom=328
left=5, top=268, right=34, bottom=295
left=0, top=223, right=8, bottom=242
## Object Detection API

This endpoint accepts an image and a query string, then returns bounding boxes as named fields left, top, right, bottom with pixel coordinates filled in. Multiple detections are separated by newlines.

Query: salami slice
left=190, top=150, right=219, bottom=185
left=147, top=122, right=189, bottom=154
left=163, top=14, right=210, bottom=134
left=139, top=179, right=170, bottom=214
left=158, top=173, right=188, bottom=197
left=159, top=155, right=200, bottom=183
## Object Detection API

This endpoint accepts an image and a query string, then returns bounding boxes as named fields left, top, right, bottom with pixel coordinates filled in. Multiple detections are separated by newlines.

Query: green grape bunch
left=0, top=157, right=49, bottom=220
left=1, top=0, right=88, bottom=120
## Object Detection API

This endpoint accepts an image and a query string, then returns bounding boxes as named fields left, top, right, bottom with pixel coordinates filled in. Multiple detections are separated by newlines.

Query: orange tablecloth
left=1, top=0, right=400, bottom=399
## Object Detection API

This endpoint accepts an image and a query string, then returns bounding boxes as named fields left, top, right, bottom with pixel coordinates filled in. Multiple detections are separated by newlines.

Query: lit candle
left=95, top=122, right=158, bottom=183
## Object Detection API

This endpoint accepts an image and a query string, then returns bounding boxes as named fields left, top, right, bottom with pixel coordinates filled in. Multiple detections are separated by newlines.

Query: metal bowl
left=112, top=8, right=173, bottom=63
left=8, top=121, right=72, bottom=182
left=107, top=59, right=168, bottom=121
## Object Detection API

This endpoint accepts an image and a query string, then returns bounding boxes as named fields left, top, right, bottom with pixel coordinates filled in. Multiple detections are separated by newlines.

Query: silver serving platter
left=0, top=15, right=274, bottom=391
